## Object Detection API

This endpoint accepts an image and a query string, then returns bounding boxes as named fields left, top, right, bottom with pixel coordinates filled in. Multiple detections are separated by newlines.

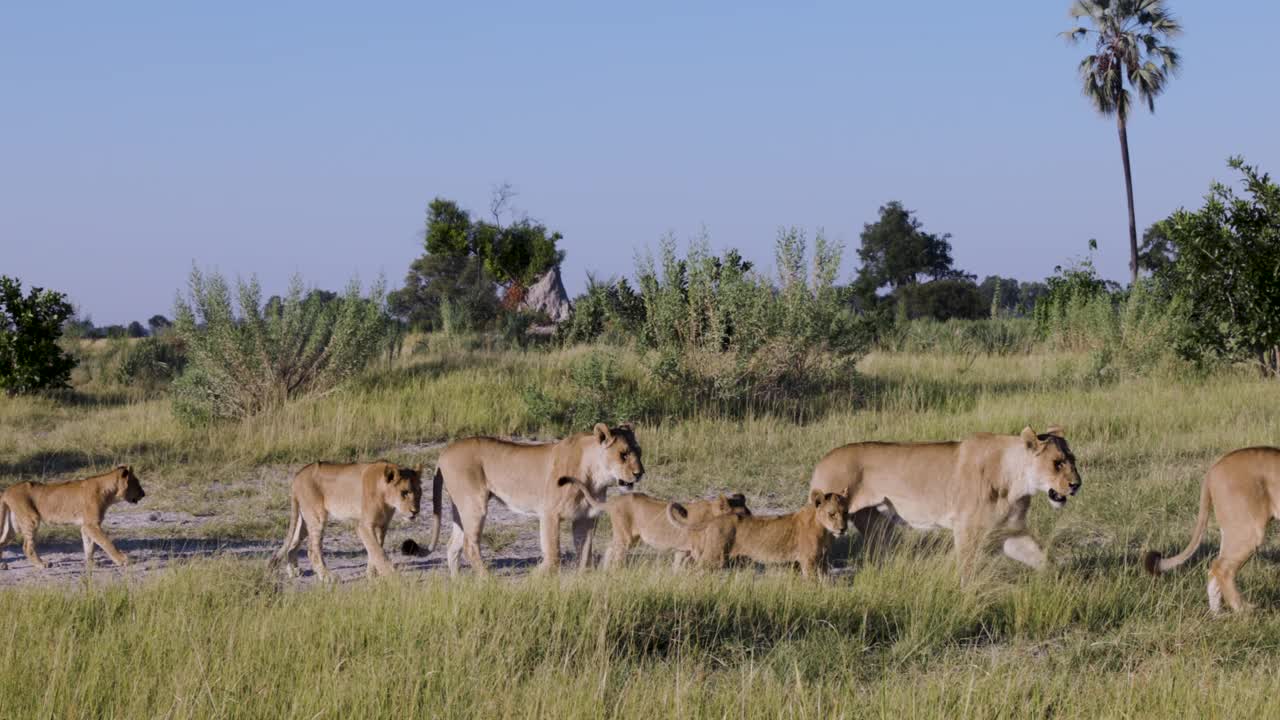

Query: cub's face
left=1020, top=426, right=1081, bottom=509
left=593, top=422, right=645, bottom=491
left=384, top=466, right=423, bottom=520
left=809, top=490, right=850, bottom=537
left=116, top=466, right=146, bottom=504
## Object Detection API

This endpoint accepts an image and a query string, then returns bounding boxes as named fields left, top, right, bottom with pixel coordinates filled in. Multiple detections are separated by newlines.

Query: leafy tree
left=127, top=321, right=148, bottom=338
left=895, top=279, right=985, bottom=321
left=1163, top=157, right=1280, bottom=374
left=978, top=275, right=1024, bottom=316
left=417, top=191, right=565, bottom=308
left=1064, top=0, right=1182, bottom=285
left=855, top=201, right=963, bottom=296
left=1033, top=239, right=1123, bottom=337
left=147, top=314, right=172, bottom=334
left=388, top=253, right=500, bottom=331
left=1138, top=219, right=1176, bottom=275
left=0, top=276, right=77, bottom=395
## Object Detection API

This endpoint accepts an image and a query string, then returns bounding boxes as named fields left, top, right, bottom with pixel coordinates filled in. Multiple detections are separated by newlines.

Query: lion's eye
left=1054, top=460, right=1064, bottom=471
left=620, top=451, right=629, bottom=461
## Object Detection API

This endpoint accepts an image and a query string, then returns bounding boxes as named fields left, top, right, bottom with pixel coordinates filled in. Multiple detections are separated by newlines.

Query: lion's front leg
left=1002, top=534, right=1048, bottom=570
left=358, top=523, right=396, bottom=578
left=536, top=512, right=561, bottom=574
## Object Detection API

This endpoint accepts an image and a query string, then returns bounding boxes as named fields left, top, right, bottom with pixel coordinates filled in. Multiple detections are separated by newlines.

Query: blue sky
left=3, top=1, right=1277, bottom=324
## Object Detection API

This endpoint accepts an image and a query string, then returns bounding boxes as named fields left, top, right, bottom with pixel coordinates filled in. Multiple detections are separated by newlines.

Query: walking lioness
left=0, top=465, right=146, bottom=570
left=270, top=461, right=423, bottom=580
left=809, top=427, right=1081, bottom=568
left=426, top=423, right=644, bottom=576
left=1143, top=447, right=1280, bottom=613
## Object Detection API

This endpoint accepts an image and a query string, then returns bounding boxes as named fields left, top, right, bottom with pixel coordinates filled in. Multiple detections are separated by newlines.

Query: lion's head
left=808, top=489, right=850, bottom=537
left=1019, top=426, right=1081, bottom=508
left=383, top=464, right=423, bottom=520
left=592, top=422, right=645, bottom=491
left=115, top=465, right=146, bottom=504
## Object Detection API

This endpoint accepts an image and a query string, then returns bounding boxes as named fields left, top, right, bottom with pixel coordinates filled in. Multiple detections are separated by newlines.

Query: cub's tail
left=403, top=467, right=444, bottom=558
left=1143, top=477, right=1213, bottom=576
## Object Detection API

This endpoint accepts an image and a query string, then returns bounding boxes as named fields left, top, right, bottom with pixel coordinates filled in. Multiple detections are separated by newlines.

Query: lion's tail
left=268, top=493, right=303, bottom=570
left=425, top=467, right=443, bottom=555
left=1143, top=476, right=1213, bottom=576
left=557, top=477, right=607, bottom=512
left=666, top=502, right=708, bottom=531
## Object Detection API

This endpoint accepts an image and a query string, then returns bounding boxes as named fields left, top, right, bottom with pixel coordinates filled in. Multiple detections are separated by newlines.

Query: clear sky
left=3, top=1, right=1277, bottom=325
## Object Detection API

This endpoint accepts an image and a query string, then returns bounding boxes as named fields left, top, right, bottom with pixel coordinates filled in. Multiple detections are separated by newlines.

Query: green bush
left=559, top=275, right=645, bottom=346
left=172, top=268, right=392, bottom=423
left=633, top=228, right=865, bottom=408
left=523, top=351, right=655, bottom=430
left=877, top=318, right=1036, bottom=356
left=0, top=276, right=77, bottom=395
left=115, top=335, right=188, bottom=389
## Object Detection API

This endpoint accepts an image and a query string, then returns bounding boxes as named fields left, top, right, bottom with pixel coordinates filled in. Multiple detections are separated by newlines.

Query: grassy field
left=3, top=340, right=1280, bottom=718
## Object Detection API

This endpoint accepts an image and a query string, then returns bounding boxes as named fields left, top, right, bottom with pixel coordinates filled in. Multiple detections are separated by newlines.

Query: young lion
left=557, top=477, right=751, bottom=569
left=270, top=461, right=422, bottom=580
left=0, top=465, right=146, bottom=571
left=668, top=489, right=850, bottom=578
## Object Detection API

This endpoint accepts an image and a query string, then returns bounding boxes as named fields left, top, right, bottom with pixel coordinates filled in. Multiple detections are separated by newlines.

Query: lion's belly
left=884, top=500, right=953, bottom=531
left=489, top=486, right=542, bottom=517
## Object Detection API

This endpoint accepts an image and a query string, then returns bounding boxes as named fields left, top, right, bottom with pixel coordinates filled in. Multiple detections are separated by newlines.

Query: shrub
left=115, top=335, right=188, bottom=389
left=634, top=228, right=864, bottom=409
left=172, top=268, right=392, bottom=423
left=523, top=351, right=655, bottom=430
left=559, top=275, right=645, bottom=346
left=0, top=276, right=77, bottom=395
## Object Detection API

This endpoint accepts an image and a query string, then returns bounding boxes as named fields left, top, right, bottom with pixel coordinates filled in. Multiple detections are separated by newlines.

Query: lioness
left=558, top=477, right=751, bottom=569
left=0, top=465, right=146, bottom=570
left=425, top=423, right=644, bottom=576
left=269, top=461, right=422, bottom=580
left=809, top=427, right=1081, bottom=569
left=1143, top=446, right=1280, bottom=613
left=667, top=489, right=850, bottom=577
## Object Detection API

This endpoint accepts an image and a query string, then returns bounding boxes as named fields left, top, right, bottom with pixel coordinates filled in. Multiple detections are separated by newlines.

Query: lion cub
left=558, top=478, right=751, bottom=568
left=270, top=461, right=422, bottom=580
left=0, top=465, right=146, bottom=571
left=669, top=489, right=850, bottom=578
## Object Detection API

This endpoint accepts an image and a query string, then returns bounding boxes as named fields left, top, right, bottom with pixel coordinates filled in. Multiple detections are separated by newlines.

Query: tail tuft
left=1142, top=551, right=1163, bottom=576
left=401, top=539, right=422, bottom=557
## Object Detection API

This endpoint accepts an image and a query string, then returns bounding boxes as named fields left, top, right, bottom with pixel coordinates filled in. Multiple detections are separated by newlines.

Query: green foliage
left=560, top=275, right=645, bottom=345
left=1032, top=241, right=1120, bottom=343
left=893, top=278, right=984, bottom=322
left=0, top=276, right=77, bottom=395
left=420, top=194, right=565, bottom=291
left=1064, top=0, right=1183, bottom=122
left=115, top=335, right=188, bottom=389
left=634, top=228, right=864, bottom=409
left=1163, top=158, right=1280, bottom=374
left=389, top=254, right=500, bottom=331
left=1138, top=219, right=1176, bottom=275
left=523, top=351, right=655, bottom=430
left=878, top=318, right=1037, bottom=356
left=172, top=268, right=392, bottom=423
left=855, top=201, right=963, bottom=296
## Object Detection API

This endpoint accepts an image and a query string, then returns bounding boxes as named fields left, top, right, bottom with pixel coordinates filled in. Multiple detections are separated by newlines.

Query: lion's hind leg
left=1209, top=522, right=1266, bottom=613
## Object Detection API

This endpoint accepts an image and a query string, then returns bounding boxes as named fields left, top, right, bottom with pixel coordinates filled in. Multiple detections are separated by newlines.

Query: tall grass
left=4, top=337, right=1280, bottom=718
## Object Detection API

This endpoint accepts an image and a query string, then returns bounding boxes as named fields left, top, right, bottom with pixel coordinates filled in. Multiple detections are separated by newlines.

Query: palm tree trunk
left=1117, top=114, right=1139, bottom=285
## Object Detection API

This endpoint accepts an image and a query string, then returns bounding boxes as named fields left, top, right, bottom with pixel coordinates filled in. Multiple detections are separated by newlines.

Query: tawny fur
left=559, top=478, right=750, bottom=569
left=1143, top=446, right=1280, bottom=613
left=269, top=461, right=422, bottom=580
left=0, top=465, right=146, bottom=571
left=809, top=426, right=1081, bottom=569
left=426, top=423, right=645, bottom=576
left=669, top=489, right=850, bottom=578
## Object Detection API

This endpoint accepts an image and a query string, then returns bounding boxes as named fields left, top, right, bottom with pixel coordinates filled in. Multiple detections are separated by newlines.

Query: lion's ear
left=809, top=489, right=824, bottom=507
left=119, top=466, right=131, bottom=478
left=618, top=421, right=634, bottom=433
left=1045, top=426, right=1065, bottom=438
left=1020, top=426, right=1038, bottom=449
left=594, top=423, right=613, bottom=446
left=384, top=465, right=397, bottom=483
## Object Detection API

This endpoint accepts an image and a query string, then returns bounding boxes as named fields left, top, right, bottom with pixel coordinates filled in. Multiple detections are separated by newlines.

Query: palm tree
left=1064, top=0, right=1181, bottom=285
